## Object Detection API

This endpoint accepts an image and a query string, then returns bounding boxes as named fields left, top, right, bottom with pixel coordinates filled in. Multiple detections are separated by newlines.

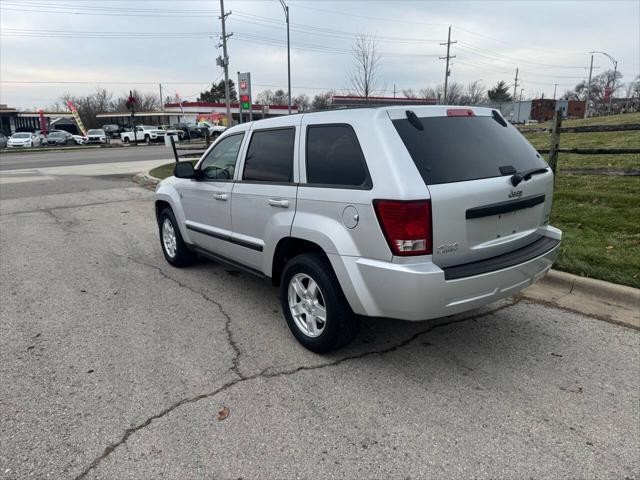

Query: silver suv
left=155, top=106, right=562, bottom=352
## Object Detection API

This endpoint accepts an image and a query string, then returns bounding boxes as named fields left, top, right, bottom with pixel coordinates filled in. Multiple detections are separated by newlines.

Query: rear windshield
left=392, top=115, right=547, bottom=185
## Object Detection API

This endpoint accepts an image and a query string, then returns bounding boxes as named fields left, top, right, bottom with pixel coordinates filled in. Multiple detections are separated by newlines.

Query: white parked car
left=120, top=125, right=165, bottom=144
left=198, top=121, right=227, bottom=139
left=72, top=135, right=87, bottom=145
left=85, top=129, right=107, bottom=144
left=155, top=106, right=562, bottom=352
left=7, top=132, right=40, bottom=148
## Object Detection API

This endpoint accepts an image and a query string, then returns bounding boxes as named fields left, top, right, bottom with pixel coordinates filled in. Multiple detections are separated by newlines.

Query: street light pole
left=589, top=50, right=618, bottom=115
left=279, top=0, right=292, bottom=114
left=584, top=54, right=594, bottom=119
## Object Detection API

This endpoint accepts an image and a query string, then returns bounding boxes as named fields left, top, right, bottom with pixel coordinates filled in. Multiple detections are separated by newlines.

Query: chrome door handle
left=268, top=198, right=289, bottom=208
left=213, top=193, right=228, bottom=201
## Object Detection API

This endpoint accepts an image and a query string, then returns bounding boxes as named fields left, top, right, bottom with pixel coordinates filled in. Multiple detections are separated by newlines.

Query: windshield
left=13, top=133, right=31, bottom=138
left=87, top=130, right=104, bottom=135
left=49, top=131, right=65, bottom=136
left=392, top=115, right=547, bottom=185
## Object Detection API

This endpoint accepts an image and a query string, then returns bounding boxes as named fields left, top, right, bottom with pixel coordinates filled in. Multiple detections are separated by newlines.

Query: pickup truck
left=120, top=125, right=165, bottom=143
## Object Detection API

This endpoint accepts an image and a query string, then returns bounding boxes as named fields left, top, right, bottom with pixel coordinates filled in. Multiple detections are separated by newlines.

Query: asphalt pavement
left=0, top=145, right=172, bottom=171
left=0, top=150, right=638, bottom=479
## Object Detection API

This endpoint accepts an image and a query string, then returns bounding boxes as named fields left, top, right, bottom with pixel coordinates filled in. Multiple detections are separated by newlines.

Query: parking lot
left=0, top=149, right=638, bottom=479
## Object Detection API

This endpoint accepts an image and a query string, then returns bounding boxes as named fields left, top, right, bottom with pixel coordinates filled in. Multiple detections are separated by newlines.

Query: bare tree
left=402, top=88, right=417, bottom=98
left=445, top=82, right=464, bottom=104
left=112, top=89, right=158, bottom=112
left=464, top=80, right=487, bottom=105
left=293, top=93, right=311, bottom=112
left=349, top=34, right=382, bottom=101
left=310, top=91, right=334, bottom=111
left=256, top=89, right=274, bottom=105
left=419, top=86, right=438, bottom=100
left=60, top=88, right=114, bottom=128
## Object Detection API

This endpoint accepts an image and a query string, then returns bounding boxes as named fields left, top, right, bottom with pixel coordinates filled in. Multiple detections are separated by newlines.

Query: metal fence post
left=548, top=108, right=563, bottom=175
left=170, top=135, right=179, bottom=163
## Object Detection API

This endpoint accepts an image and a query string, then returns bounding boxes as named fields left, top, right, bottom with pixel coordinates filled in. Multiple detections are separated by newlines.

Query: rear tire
left=280, top=253, right=358, bottom=353
left=123, top=137, right=130, bottom=144
left=158, top=208, right=196, bottom=267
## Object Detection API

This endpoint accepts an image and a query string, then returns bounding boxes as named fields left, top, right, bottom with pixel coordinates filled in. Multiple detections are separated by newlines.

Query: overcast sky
left=1, top=0, right=639, bottom=109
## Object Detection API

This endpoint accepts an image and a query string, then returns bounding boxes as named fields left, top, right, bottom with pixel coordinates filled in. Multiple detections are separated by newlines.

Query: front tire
left=280, top=253, right=358, bottom=353
left=158, top=208, right=196, bottom=267
left=145, top=135, right=151, bottom=144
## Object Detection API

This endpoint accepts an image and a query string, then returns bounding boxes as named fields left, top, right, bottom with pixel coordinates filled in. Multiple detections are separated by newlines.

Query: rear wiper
left=511, top=167, right=549, bottom=186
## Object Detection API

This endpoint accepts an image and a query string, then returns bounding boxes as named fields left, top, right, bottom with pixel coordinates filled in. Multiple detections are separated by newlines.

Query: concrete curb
left=132, top=171, right=161, bottom=190
left=540, top=270, right=639, bottom=310
left=522, top=270, right=639, bottom=330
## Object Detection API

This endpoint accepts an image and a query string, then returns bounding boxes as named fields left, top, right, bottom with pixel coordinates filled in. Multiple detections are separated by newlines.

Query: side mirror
left=174, top=161, right=195, bottom=179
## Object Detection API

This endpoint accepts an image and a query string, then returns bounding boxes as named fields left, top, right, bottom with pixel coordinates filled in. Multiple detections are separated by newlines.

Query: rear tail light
left=373, top=200, right=432, bottom=256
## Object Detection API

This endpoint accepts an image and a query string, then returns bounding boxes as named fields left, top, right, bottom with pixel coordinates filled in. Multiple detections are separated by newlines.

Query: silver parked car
left=154, top=106, right=562, bottom=352
left=43, top=130, right=74, bottom=146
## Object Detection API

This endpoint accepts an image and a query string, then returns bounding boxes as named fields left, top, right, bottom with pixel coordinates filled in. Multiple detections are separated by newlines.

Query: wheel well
left=155, top=200, right=172, bottom=224
left=271, top=238, right=325, bottom=286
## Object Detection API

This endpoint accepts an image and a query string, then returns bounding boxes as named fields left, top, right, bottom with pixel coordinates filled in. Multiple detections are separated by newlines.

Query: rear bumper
left=330, top=226, right=562, bottom=321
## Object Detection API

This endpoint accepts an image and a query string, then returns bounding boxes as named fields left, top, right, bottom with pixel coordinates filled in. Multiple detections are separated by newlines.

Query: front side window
left=199, top=133, right=245, bottom=180
left=306, top=125, right=370, bottom=188
left=243, top=128, right=295, bottom=182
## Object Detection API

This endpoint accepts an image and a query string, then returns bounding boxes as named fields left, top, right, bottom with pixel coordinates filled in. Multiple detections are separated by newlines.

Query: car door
left=229, top=122, right=300, bottom=273
left=135, top=126, right=144, bottom=142
left=178, top=132, right=247, bottom=259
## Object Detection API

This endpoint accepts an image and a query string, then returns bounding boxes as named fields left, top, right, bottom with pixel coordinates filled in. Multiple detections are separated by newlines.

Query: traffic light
left=241, top=94, right=250, bottom=110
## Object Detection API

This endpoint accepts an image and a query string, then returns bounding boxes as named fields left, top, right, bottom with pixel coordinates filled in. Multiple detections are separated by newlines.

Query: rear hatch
left=389, top=107, right=553, bottom=268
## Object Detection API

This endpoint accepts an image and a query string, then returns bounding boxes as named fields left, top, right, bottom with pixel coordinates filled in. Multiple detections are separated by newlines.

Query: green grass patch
left=531, top=111, right=640, bottom=129
left=149, top=160, right=196, bottom=180
left=551, top=175, right=640, bottom=288
left=522, top=123, right=640, bottom=171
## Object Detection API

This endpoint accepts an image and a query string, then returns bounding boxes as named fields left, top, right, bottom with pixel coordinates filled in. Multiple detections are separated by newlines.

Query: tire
left=145, top=135, right=151, bottom=144
left=158, top=208, right=196, bottom=267
left=123, top=137, right=130, bottom=144
left=280, top=253, right=358, bottom=353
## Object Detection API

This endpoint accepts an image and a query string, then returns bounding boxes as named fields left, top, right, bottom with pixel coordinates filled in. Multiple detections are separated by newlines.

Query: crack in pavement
left=72, top=253, right=519, bottom=479
left=113, top=254, right=243, bottom=378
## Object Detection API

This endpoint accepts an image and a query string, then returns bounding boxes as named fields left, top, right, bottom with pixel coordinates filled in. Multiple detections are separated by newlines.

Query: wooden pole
left=548, top=108, right=563, bottom=174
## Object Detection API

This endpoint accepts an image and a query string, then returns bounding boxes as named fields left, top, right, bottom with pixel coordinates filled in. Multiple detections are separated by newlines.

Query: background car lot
left=0, top=147, right=638, bottom=479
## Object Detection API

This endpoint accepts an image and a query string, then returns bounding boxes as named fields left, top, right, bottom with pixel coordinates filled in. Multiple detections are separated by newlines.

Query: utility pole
left=158, top=83, right=163, bottom=109
left=608, top=59, right=617, bottom=114
left=513, top=68, right=519, bottom=101
left=584, top=53, right=594, bottom=118
left=219, top=0, right=232, bottom=126
left=553, top=83, right=558, bottom=99
left=279, top=1, right=291, bottom=114
left=439, top=26, right=456, bottom=104
left=393, top=84, right=396, bottom=98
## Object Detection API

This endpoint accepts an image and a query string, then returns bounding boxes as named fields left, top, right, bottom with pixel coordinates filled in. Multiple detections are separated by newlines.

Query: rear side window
left=392, top=116, right=547, bottom=185
left=243, top=128, right=295, bottom=182
left=306, top=125, right=370, bottom=188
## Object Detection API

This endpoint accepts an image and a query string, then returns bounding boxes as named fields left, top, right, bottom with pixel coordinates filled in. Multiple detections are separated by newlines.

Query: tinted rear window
left=243, top=128, right=295, bottom=182
left=392, top=116, right=547, bottom=185
left=306, top=125, right=370, bottom=188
